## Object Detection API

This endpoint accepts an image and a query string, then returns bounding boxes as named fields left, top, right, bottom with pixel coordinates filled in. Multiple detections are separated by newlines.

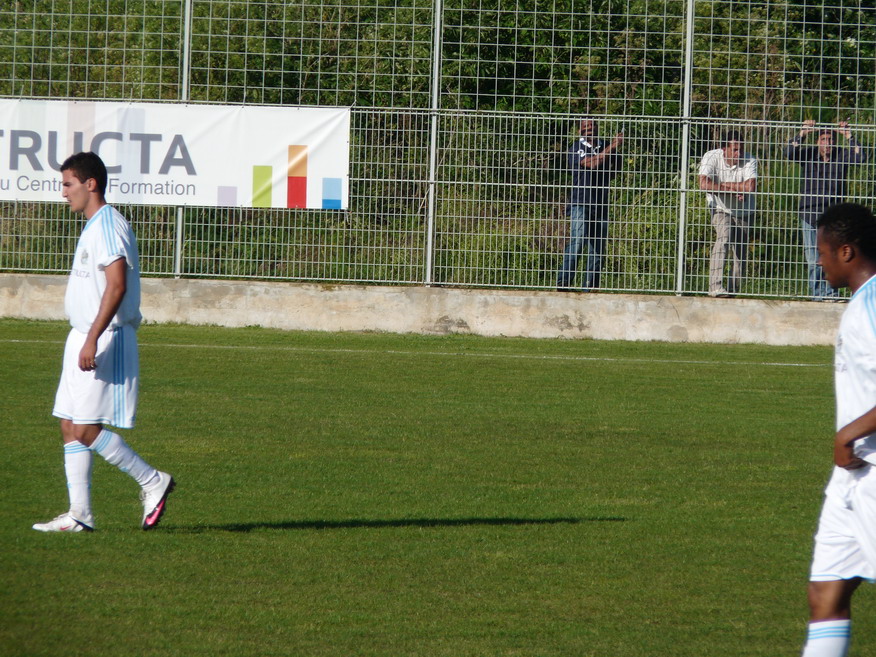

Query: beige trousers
left=709, top=210, right=751, bottom=295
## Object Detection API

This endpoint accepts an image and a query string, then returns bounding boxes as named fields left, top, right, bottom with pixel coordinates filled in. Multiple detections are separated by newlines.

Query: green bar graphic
left=252, top=165, right=272, bottom=207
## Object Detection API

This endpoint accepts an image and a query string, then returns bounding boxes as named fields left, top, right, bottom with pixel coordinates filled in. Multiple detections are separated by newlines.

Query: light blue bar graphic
left=322, top=177, right=342, bottom=209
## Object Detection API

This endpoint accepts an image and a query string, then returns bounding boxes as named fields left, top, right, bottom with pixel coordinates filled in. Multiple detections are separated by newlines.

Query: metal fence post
left=174, top=0, right=194, bottom=279
left=675, top=0, right=697, bottom=296
left=424, top=0, right=444, bottom=286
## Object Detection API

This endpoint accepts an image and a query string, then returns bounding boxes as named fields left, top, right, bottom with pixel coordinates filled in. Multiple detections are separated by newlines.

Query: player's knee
left=61, top=421, right=101, bottom=447
left=59, top=419, right=76, bottom=443
left=807, top=582, right=825, bottom=613
left=807, top=581, right=854, bottom=621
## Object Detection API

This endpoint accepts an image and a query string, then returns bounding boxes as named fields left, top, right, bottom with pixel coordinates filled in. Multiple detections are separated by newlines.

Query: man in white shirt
left=33, top=152, right=175, bottom=533
left=801, top=202, right=876, bottom=657
left=698, top=130, right=758, bottom=297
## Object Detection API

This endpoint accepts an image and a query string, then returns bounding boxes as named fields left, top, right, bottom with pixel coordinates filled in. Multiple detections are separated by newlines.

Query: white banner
left=0, top=99, right=350, bottom=210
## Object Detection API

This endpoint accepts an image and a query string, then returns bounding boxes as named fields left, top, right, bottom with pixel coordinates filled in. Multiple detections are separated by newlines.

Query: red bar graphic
left=287, top=177, right=306, bottom=209
left=287, top=145, right=307, bottom=208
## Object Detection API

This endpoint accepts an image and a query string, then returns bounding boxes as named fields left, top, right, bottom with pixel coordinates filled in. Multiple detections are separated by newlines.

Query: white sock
left=802, top=619, right=851, bottom=657
left=64, top=441, right=92, bottom=520
left=91, top=429, right=158, bottom=488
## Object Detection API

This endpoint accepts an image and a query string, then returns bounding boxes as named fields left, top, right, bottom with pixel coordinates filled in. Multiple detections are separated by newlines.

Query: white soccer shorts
left=53, top=325, right=139, bottom=429
left=810, top=465, right=876, bottom=582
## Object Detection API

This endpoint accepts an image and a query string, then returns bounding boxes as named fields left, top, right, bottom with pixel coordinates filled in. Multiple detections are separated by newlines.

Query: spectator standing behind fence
left=785, top=119, right=867, bottom=301
left=556, top=117, right=623, bottom=291
left=698, top=131, right=758, bottom=298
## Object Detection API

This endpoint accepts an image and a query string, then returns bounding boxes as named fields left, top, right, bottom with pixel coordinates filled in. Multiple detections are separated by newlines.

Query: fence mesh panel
left=1, top=0, right=875, bottom=300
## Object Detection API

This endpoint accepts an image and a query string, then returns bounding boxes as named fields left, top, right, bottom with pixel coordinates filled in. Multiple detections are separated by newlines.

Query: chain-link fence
left=2, top=0, right=875, bottom=299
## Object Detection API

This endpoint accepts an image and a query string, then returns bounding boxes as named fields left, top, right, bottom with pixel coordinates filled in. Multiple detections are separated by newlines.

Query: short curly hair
left=817, top=203, right=876, bottom=261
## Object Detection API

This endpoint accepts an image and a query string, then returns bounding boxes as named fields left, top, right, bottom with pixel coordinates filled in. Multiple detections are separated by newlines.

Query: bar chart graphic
left=248, top=144, right=344, bottom=209
left=287, top=145, right=307, bottom=208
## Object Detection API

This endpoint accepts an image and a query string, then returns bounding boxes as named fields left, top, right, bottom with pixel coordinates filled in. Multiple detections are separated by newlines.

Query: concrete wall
left=0, top=273, right=843, bottom=345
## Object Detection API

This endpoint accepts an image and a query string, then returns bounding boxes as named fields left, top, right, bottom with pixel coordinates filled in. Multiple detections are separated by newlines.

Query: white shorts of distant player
left=53, top=325, right=139, bottom=429
left=810, top=465, right=876, bottom=582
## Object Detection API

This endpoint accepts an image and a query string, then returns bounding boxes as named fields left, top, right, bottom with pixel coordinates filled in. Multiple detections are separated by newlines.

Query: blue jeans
left=801, top=214, right=837, bottom=300
left=557, top=205, right=607, bottom=290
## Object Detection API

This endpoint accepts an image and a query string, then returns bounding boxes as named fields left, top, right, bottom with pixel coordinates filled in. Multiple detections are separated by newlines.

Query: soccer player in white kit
left=33, top=152, right=175, bottom=533
left=801, top=203, right=876, bottom=656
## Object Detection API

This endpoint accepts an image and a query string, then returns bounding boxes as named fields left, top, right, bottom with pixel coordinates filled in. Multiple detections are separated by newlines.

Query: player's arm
left=79, top=258, right=127, bottom=372
left=833, top=407, right=876, bottom=469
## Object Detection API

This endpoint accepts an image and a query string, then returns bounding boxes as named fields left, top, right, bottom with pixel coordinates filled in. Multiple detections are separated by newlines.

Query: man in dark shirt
left=785, top=120, right=867, bottom=300
left=556, top=117, right=623, bottom=291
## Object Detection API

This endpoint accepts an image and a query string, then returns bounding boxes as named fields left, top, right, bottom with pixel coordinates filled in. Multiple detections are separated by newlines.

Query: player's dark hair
left=720, top=130, right=743, bottom=147
left=818, top=129, right=834, bottom=138
left=817, top=203, right=876, bottom=261
left=60, top=152, right=108, bottom=197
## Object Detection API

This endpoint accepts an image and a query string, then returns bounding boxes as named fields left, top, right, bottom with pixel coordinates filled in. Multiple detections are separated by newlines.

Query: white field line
left=0, top=338, right=831, bottom=368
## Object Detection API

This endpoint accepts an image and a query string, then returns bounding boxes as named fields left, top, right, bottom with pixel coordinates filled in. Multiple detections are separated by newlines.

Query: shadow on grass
left=172, top=516, right=626, bottom=533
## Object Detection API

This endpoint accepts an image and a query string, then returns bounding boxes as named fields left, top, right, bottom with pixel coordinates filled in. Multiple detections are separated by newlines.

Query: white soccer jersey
left=65, top=204, right=142, bottom=333
left=698, top=148, right=758, bottom=217
left=809, top=274, right=876, bottom=583
left=834, top=274, right=876, bottom=465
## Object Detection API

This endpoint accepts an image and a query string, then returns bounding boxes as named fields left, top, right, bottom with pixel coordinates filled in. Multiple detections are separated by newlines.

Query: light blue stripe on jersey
left=82, top=204, right=103, bottom=231
left=856, top=275, right=876, bottom=337
left=101, top=207, right=122, bottom=256
left=84, top=205, right=123, bottom=258
left=851, top=272, right=876, bottom=301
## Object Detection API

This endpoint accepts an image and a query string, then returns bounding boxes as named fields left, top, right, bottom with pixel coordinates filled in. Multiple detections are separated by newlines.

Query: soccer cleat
left=140, top=471, right=175, bottom=530
left=33, top=512, right=94, bottom=533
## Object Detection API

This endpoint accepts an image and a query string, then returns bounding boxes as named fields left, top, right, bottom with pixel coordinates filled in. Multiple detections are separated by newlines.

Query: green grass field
left=1, top=318, right=872, bottom=656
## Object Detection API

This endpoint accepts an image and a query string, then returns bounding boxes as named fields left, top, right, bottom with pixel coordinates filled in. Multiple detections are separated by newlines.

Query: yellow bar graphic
left=252, top=166, right=272, bottom=207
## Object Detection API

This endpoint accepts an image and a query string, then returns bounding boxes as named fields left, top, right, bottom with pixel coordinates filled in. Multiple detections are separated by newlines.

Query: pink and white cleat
left=140, top=472, right=175, bottom=530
